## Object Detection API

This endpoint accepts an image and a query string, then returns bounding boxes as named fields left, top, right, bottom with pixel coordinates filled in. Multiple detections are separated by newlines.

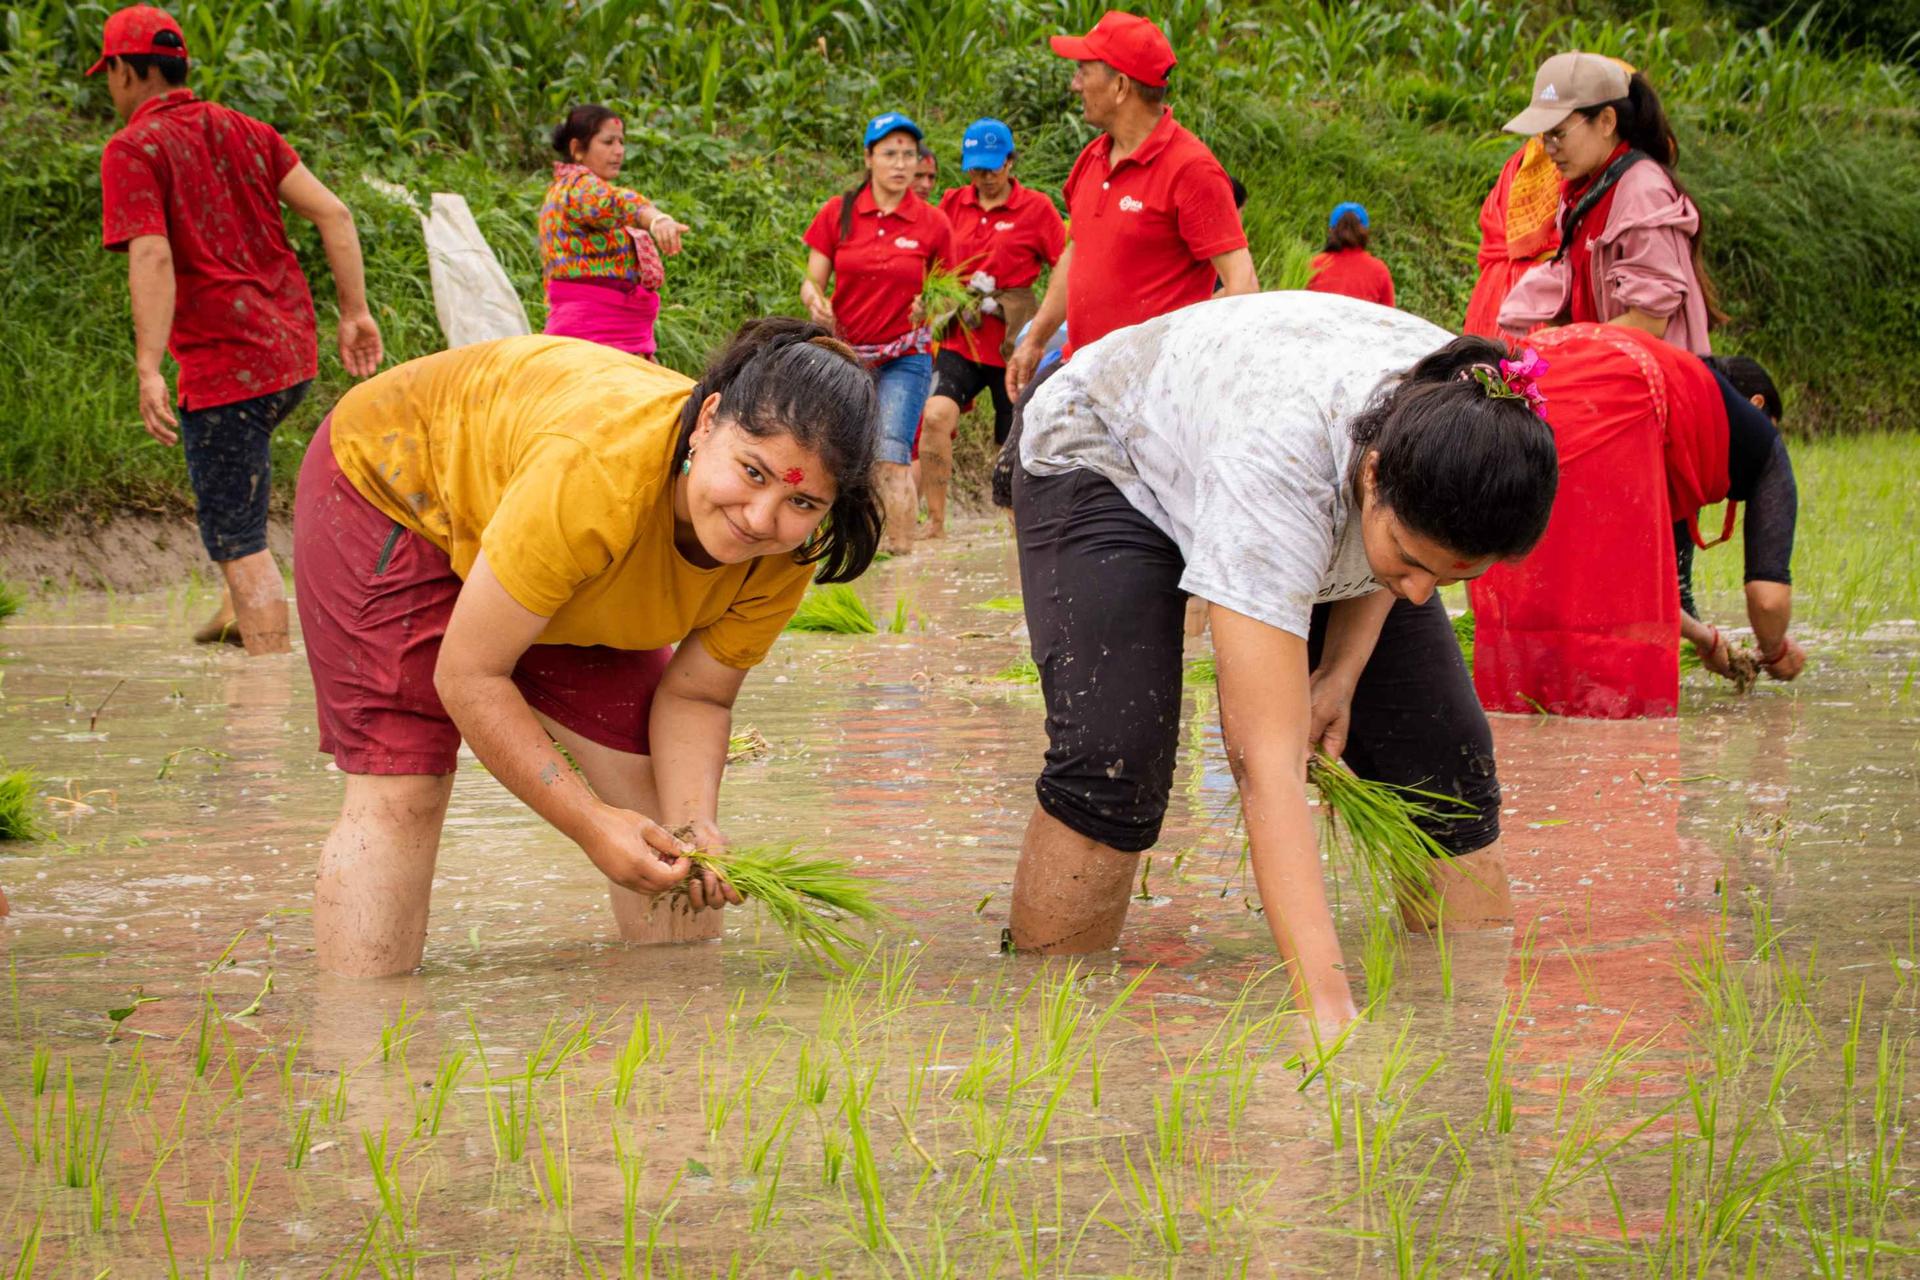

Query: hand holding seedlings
left=581, top=807, right=695, bottom=895
left=671, top=821, right=745, bottom=910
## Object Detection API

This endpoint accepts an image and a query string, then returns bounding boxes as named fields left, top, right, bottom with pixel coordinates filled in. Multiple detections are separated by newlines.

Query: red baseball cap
left=1048, top=11, right=1176, bottom=88
left=86, top=6, right=189, bottom=76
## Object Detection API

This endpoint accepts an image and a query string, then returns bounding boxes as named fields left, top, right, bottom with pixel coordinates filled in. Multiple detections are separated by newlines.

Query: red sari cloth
left=1470, top=323, right=1728, bottom=718
left=1462, top=140, right=1561, bottom=338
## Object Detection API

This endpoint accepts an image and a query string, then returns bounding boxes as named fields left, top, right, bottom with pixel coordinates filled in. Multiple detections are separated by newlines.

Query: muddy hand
left=680, top=819, right=744, bottom=910
left=1764, top=636, right=1806, bottom=682
left=583, top=808, right=694, bottom=895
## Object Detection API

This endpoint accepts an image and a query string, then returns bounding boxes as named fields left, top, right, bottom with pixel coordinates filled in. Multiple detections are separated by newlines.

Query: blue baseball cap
left=1329, top=201, right=1370, bottom=228
left=960, top=118, right=1015, bottom=171
left=863, top=111, right=923, bottom=148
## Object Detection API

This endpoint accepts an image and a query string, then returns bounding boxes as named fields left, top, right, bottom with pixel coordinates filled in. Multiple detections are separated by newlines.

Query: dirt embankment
left=0, top=516, right=292, bottom=594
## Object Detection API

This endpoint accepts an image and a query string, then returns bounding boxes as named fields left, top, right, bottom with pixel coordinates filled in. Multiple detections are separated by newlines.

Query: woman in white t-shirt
left=1011, top=291, right=1559, bottom=1033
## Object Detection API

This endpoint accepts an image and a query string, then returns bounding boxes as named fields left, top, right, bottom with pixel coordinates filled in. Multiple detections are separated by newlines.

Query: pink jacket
left=1498, top=160, right=1712, bottom=354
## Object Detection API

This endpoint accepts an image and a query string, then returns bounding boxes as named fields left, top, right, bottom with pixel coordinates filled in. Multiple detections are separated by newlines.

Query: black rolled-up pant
left=1013, top=464, right=1500, bottom=856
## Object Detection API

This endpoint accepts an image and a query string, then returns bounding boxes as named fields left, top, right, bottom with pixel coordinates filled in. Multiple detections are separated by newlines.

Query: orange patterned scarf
left=1503, top=137, right=1561, bottom=263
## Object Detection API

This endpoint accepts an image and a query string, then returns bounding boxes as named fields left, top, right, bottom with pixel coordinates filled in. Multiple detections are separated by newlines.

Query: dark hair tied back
left=552, top=103, right=620, bottom=160
left=1347, top=336, right=1559, bottom=560
left=675, top=317, right=882, bottom=582
left=1325, top=210, right=1369, bottom=253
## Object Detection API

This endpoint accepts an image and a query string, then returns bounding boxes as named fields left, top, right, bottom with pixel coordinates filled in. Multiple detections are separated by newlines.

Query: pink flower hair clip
left=1465, top=348, right=1550, bottom=422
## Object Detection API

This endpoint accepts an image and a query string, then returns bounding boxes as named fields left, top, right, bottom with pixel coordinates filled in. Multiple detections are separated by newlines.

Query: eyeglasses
left=872, top=149, right=920, bottom=166
left=1539, top=116, right=1587, bottom=150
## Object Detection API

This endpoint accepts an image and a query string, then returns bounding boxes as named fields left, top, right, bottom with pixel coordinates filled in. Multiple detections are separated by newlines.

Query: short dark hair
left=1325, top=210, right=1369, bottom=253
left=1226, top=174, right=1247, bottom=209
left=110, top=50, right=188, bottom=86
left=1702, top=354, right=1783, bottom=422
left=1348, top=336, right=1559, bottom=560
left=1125, top=74, right=1167, bottom=106
left=675, top=317, right=882, bottom=582
left=552, top=103, right=619, bottom=160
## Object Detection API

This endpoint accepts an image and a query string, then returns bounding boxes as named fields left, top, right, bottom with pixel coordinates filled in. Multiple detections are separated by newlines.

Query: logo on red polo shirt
left=895, top=237, right=921, bottom=250
left=1118, top=196, right=1145, bottom=213
left=994, top=220, right=1016, bottom=231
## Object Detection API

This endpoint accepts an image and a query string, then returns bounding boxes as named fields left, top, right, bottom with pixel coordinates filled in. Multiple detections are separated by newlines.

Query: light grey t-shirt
left=1019, top=291, right=1454, bottom=639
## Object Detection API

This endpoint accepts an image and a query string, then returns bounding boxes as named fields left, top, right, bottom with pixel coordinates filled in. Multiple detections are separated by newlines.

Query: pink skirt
left=543, top=278, right=661, bottom=357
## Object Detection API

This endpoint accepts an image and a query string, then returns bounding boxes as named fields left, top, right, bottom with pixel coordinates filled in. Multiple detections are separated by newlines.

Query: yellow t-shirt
left=326, top=335, right=813, bottom=669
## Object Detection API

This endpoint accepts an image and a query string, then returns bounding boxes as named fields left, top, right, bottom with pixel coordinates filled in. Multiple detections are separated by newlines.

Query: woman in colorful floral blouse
left=539, top=103, right=690, bottom=359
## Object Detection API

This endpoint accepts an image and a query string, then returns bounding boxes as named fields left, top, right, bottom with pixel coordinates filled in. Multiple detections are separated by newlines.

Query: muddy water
left=0, top=522, right=1914, bottom=1276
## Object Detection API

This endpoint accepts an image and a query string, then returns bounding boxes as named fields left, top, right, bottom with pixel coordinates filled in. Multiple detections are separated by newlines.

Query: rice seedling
left=784, top=584, right=877, bottom=635
left=726, top=725, right=772, bottom=764
left=0, top=581, right=22, bottom=623
left=0, top=767, right=44, bottom=842
left=1450, top=610, right=1474, bottom=667
left=680, top=843, right=883, bottom=971
left=918, top=266, right=976, bottom=342
left=1308, top=753, right=1460, bottom=924
left=992, top=658, right=1040, bottom=684
left=1183, top=655, right=1216, bottom=685
left=973, top=595, right=1023, bottom=613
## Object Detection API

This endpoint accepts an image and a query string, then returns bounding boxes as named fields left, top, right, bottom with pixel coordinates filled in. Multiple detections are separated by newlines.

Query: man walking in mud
left=90, top=4, right=383, bottom=654
left=995, top=10, right=1257, bottom=507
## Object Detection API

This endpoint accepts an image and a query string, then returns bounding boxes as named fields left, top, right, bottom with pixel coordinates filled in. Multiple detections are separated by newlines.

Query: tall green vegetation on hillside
left=1, top=0, right=1915, bottom=518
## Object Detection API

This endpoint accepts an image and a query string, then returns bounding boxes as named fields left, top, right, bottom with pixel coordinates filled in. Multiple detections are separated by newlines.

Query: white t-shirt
left=1019, top=291, right=1455, bottom=639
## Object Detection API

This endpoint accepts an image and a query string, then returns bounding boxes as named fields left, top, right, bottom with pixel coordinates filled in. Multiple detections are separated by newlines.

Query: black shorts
left=931, top=348, right=1015, bottom=446
left=180, top=380, right=311, bottom=562
left=1013, top=464, right=1500, bottom=856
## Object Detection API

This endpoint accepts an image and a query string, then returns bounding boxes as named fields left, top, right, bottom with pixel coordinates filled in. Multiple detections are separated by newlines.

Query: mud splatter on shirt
left=100, top=89, right=318, bottom=411
left=1019, top=292, right=1455, bottom=639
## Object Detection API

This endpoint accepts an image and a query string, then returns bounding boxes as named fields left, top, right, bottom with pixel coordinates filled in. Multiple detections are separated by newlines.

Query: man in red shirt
left=1004, top=11, right=1256, bottom=407
left=920, top=119, right=1067, bottom=538
left=91, top=6, right=382, bottom=655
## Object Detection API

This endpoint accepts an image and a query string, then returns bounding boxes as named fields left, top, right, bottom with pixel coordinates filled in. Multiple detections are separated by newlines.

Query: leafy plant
left=784, top=585, right=876, bottom=634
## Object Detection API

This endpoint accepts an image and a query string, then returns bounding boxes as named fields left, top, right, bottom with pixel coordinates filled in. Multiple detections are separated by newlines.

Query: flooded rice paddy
left=0, top=523, right=1915, bottom=1277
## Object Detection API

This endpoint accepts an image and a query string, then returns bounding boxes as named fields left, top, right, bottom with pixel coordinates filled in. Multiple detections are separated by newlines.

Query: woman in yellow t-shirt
left=291, top=319, right=880, bottom=976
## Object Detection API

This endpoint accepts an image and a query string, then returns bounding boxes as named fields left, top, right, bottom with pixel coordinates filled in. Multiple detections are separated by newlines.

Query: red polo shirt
left=100, top=89, right=318, bottom=411
left=937, top=181, right=1067, bottom=368
left=802, top=187, right=953, bottom=347
left=1060, top=109, right=1246, bottom=357
left=1307, top=248, right=1396, bottom=308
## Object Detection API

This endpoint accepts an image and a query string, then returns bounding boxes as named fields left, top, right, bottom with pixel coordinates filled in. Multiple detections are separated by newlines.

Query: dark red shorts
left=293, top=418, right=673, bottom=775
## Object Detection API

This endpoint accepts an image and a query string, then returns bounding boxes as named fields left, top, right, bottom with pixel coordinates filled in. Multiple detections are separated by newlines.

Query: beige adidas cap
left=1503, top=52, right=1631, bottom=135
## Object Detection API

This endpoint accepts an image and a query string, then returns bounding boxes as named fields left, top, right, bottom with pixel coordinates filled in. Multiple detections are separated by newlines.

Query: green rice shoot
left=886, top=596, right=910, bottom=634
left=993, top=657, right=1040, bottom=684
left=725, top=726, right=771, bottom=764
left=0, top=766, right=44, bottom=841
left=784, top=584, right=876, bottom=634
left=684, top=844, right=883, bottom=971
left=919, top=265, right=975, bottom=340
left=0, top=579, right=22, bottom=623
left=1309, top=754, right=1466, bottom=917
left=1185, top=655, right=1217, bottom=685
left=973, top=595, right=1023, bottom=613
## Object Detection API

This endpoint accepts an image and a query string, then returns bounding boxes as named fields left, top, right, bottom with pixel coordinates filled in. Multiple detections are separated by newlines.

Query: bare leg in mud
left=1007, top=808, right=1136, bottom=952
left=1398, top=842, right=1513, bottom=932
left=531, top=711, right=724, bottom=946
left=879, top=462, right=918, bottom=555
left=315, top=773, right=455, bottom=977
left=918, top=396, right=959, bottom=539
left=219, top=549, right=291, bottom=656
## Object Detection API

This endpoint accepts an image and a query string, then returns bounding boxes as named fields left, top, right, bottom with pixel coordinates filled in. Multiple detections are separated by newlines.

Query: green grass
left=0, top=767, right=43, bottom=841
left=1, top=1, right=1916, bottom=518
left=0, top=581, right=22, bottom=623
left=1691, top=433, right=1920, bottom=635
left=991, top=658, right=1040, bottom=684
left=783, top=585, right=876, bottom=635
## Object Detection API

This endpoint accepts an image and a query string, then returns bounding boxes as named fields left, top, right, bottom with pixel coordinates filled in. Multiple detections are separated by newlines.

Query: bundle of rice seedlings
left=0, top=767, right=45, bottom=841
left=0, top=580, right=22, bottom=623
left=1184, top=655, right=1217, bottom=685
left=680, top=843, right=883, bottom=971
left=1308, top=754, right=1468, bottom=917
left=726, top=726, right=771, bottom=764
left=919, top=266, right=976, bottom=340
left=973, top=595, right=1023, bottom=613
left=784, top=584, right=876, bottom=634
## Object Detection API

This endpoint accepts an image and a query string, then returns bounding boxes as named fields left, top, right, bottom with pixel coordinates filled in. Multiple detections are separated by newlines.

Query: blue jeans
left=872, top=352, right=932, bottom=466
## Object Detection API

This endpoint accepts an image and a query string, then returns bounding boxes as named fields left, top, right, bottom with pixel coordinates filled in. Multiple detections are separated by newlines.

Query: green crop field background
left=2, top=0, right=1917, bottom=520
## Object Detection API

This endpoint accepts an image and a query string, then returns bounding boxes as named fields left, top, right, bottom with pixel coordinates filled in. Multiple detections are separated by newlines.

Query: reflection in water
left=0, top=521, right=1914, bottom=1272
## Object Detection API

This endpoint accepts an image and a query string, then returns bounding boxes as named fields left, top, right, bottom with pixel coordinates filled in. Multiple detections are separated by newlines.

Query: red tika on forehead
left=782, top=467, right=805, bottom=486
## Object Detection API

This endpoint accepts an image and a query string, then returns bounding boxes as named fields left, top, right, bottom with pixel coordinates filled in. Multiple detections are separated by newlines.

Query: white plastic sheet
left=421, top=192, right=530, bottom=348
